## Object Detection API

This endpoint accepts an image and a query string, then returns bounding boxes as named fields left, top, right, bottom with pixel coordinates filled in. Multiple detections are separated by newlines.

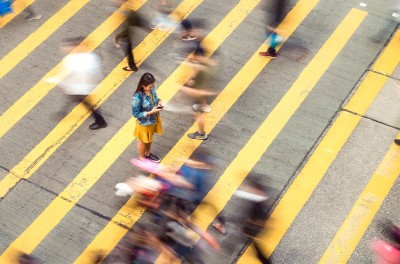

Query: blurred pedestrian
left=46, top=37, right=108, bottom=130
left=180, top=42, right=218, bottom=140
left=259, top=0, right=286, bottom=58
left=159, top=209, right=220, bottom=264
left=213, top=179, right=272, bottom=264
left=132, top=72, right=163, bottom=162
left=170, top=149, right=212, bottom=204
left=113, top=0, right=145, bottom=71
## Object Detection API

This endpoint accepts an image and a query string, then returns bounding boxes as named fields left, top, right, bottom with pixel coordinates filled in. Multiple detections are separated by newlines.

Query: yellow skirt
left=134, top=115, right=163, bottom=143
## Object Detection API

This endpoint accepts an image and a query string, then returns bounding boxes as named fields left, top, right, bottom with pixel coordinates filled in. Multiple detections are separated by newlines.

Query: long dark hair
left=135, top=72, right=156, bottom=94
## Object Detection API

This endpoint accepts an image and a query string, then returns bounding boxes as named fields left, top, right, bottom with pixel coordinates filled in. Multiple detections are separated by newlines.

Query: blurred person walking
left=132, top=72, right=163, bottom=162
left=259, top=0, right=286, bottom=58
left=159, top=209, right=220, bottom=264
left=213, top=179, right=272, bottom=264
left=113, top=0, right=145, bottom=71
left=180, top=42, right=218, bottom=140
left=46, top=37, right=108, bottom=130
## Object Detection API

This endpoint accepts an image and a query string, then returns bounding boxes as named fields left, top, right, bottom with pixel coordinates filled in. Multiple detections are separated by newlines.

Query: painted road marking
left=0, top=0, right=90, bottom=79
left=0, top=0, right=160, bottom=198
left=0, top=0, right=208, bottom=260
left=76, top=0, right=320, bottom=262
left=237, top=29, right=400, bottom=263
left=0, top=0, right=146, bottom=138
left=319, top=140, right=400, bottom=263
left=159, top=7, right=367, bottom=264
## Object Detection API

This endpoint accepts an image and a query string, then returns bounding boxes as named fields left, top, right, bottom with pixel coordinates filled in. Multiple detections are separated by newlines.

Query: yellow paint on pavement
left=0, top=0, right=35, bottom=28
left=0, top=0, right=206, bottom=260
left=319, top=141, right=400, bottom=264
left=76, top=0, right=320, bottom=262
left=0, top=0, right=90, bottom=79
left=0, top=0, right=150, bottom=199
left=0, top=123, right=133, bottom=262
left=179, top=9, right=367, bottom=264
left=0, top=0, right=145, bottom=138
left=238, top=29, right=400, bottom=263
left=0, top=0, right=148, bottom=198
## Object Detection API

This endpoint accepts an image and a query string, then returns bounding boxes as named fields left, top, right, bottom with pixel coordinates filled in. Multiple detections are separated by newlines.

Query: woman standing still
left=132, top=73, right=163, bottom=162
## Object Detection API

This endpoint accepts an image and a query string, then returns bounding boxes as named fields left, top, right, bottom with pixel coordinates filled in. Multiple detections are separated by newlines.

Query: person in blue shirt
left=132, top=72, right=163, bottom=162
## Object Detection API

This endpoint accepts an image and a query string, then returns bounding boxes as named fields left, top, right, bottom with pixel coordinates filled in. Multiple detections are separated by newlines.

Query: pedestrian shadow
left=279, top=38, right=312, bottom=63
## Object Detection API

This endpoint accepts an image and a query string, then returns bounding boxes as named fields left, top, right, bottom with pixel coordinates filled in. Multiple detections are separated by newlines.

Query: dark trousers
left=120, top=34, right=137, bottom=70
left=269, top=0, right=286, bottom=27
left=70, top=95, right=106, bottom=125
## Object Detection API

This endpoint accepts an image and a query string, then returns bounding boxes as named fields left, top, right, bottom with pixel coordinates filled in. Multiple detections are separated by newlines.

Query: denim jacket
left=131, top=88, right=160, bottom=126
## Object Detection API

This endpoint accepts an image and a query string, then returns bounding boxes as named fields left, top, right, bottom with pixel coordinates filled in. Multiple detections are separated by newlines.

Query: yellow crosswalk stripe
left=0, top=0, right=145, bottom=138
left=0, top=0, right=205, bottom=260
left=0, top=0, right=35, bottom=28
left=0, top=0, right=90, bottom=79
left=319, top=142, right=400, bottom=263
left=237, top=29, right=400, bottom=264
left=76, top=0, right=320, bottom=262
left=0, top=0, right=150, bottom=198
left=1, top=4, right=199, bottom=194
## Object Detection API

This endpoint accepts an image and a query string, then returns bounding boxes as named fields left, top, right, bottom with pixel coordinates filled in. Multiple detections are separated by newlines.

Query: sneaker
left=188, top=131, right=208, bottom=140
left=150, top=24, right=158, bottom=30
left=181, top=34, right=197, bottom=41
left=394, top=139, right=400, bottom=146
left=123, top=66, right=138, bottom=72
left=193, top=104, right=211, bottom=113
left=259, top=51, right=277, bottom=59
left=145, top=153, right=161, bottom=163
left=25, top=13, right=42, bottom=21
left=89, top=122, right=108, bottom=130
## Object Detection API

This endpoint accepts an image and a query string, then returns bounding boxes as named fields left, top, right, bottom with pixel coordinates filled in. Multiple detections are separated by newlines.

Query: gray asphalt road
left=0, top=0, right=399, bottom=263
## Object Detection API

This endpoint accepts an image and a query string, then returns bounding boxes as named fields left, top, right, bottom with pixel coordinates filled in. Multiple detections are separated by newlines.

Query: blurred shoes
left=181, top=34, right=197, bottom=41
left=259, top=51, right=277, bottom=59
left=89, top=122, right=108, bottom=130
left=188, top=131, right=207, bottom=140
left=193, top=104, right=211, bottom=113
left=115, top=182, right=134, bottom=196
left=123, top=66, right=138, bottom=72
left=25, top=13, right=41, bottom=21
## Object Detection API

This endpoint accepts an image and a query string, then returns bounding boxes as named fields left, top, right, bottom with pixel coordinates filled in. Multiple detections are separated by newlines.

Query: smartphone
left=156, top=105, right=164, bottom=109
